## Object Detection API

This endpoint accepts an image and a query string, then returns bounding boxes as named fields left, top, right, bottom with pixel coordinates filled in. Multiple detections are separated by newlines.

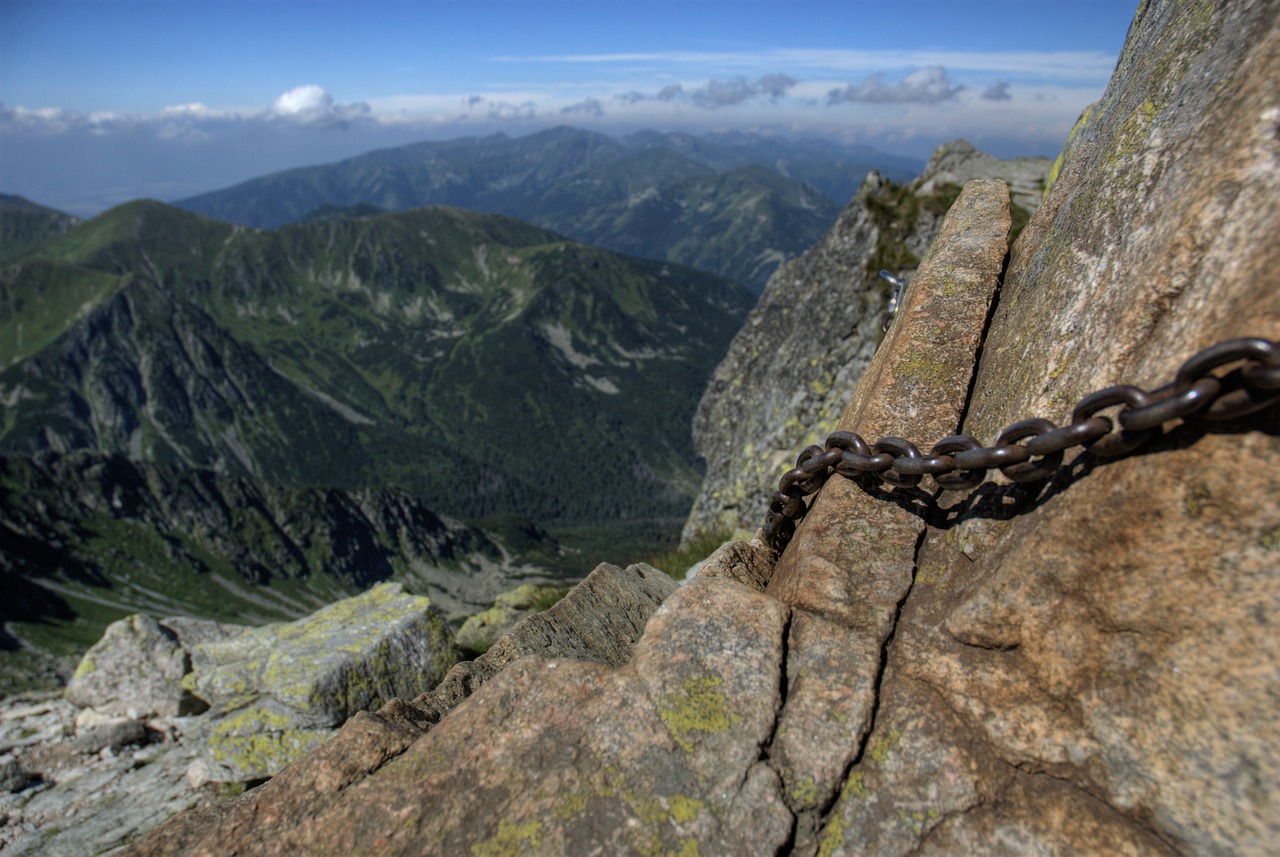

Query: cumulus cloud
left=562, top=97, right=604, bottom=117
left=656, top=84, right=684, bottom=101
left=267, top=85, right=370, bottom=127
left=827, top=67, right=964, bottom=105
left=982, top=81, right=1013, bottom=101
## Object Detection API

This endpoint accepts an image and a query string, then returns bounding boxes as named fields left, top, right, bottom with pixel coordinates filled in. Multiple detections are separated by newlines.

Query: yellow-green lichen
left=1260, top=526, right=1280, bottom=552
left=898, top=807, right=940, bottom=835
left=915, top=557, right=948, bottom=585
left=816, top=817, right=846, bottom=857
left=657, top=675, right=742, bottom=752
left=207, top=727, right=331, bottom=777
left=868, top=729, right=902, bottom=765
left=668, top=795, right=704, bottom=825
left=789, top=774, right=820, bottom=808
left=1184, top=483, right=1212, bottom=518
left=470, top=818, right=543, bottom=857
left=843, top=770, right=869, bottom=800
left=893, top=351, right=948, bottom=390
left=72, top=653, right=96, bottom=680
left=673, top=838, right=700, bottom=857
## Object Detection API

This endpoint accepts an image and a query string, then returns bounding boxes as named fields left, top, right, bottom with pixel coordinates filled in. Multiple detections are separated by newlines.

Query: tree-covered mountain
left=174, top=126, right=918, bottom=291
left=0, top=200, right=752, bottom=526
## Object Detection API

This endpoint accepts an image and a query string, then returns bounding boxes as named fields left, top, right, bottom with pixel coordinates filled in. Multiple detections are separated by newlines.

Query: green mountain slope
left=0, top=200, right=753, bottom=524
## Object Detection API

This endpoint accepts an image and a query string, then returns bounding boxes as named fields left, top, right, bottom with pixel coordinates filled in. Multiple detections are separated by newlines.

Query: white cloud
left=267, top=85, right=369, bottom=127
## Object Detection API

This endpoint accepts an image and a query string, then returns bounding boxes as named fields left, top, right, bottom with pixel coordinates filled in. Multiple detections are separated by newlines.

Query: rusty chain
left=762, top=337, right=1280, bottom=550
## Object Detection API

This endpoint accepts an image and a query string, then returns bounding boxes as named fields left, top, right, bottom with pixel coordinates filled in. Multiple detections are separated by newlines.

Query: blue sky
left=1, top=0, right=1137, bottom=216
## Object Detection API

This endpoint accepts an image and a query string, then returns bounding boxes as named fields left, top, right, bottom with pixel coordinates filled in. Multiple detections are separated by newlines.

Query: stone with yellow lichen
left=185, top=582, right=459, bottom=782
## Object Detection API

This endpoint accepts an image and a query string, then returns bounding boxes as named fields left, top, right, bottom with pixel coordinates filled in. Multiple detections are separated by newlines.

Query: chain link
left=762, top=337, right=1280, bottom=550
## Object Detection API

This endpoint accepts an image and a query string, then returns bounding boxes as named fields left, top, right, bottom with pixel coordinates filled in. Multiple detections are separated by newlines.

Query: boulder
left=64, top=614, right=189, bottom=718
left=73, top=708, right=148, bottom=754
left=184, top=582, right=459, bottom=782
left=453, top=583, right=569, bottom=653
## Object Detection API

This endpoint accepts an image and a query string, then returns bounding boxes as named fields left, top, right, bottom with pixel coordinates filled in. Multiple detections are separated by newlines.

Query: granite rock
left=63, top=614, right=190, bottom=718
left=410, top=562, right=676, bottom=723
left=183, top=581, right=459, bottom=782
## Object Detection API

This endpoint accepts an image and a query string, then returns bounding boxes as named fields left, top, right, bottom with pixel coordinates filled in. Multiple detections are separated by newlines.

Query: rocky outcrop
left=683, top=141, right=1050, bottom=542
left=454, top=582, right=570, bottom=654
left=914, top=139, right=1051, bottom=214
left=1, top=584, right=462, bottom=855
left=408, top=562, right=676, bottom=724
left=64, top=614, right=193, bottom=718
left=123, top=2, right=1280, bottom=853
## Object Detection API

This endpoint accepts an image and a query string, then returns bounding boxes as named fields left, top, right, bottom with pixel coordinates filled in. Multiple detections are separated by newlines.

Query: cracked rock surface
left=123, top=2, right=1278, bottom=854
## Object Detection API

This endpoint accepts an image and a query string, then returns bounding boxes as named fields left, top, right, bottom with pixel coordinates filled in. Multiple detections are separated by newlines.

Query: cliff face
left=684, top=142, right=1049, bottom=542
left=123, top=1, right=1280, bottom=854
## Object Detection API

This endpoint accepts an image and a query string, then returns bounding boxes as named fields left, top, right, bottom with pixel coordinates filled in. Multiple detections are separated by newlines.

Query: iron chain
left=762, top=337, right=1280, bottom=550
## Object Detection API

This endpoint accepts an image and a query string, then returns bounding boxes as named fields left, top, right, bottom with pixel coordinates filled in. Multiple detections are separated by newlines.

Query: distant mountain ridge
left=174, top=126, right=921, bottom=290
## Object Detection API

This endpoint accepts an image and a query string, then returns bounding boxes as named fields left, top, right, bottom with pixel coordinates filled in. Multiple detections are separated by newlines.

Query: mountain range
left=175, top=126, right=922, bottom=291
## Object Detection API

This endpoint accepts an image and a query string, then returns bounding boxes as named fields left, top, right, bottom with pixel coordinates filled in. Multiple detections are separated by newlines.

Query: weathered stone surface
left=185, top=582, right=459, bottom=781
left=0, top=691, right=217, bottom=857
left=64, top=613, right=189, bottom=718
left=815, top=2, right=1280, bottom=855
left=125, top=573, right=793, bottom=857
left=409, top=562, right=675, bottom=723
left=763, top=178, right=1010, bottom=851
